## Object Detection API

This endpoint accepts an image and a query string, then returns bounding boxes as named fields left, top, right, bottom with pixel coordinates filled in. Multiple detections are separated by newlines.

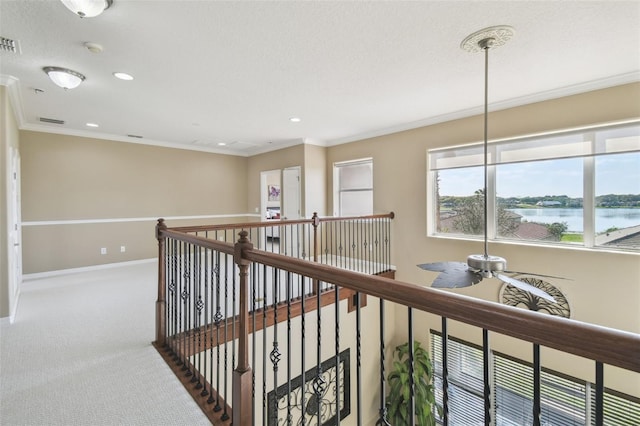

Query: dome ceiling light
left=60, top=0, right=113, bottom=18
left=43, top=66, right=86, bottom=90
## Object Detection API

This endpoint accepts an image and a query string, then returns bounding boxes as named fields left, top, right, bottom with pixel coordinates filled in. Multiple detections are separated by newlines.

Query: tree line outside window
left=428, top=121, right=640, bottom=251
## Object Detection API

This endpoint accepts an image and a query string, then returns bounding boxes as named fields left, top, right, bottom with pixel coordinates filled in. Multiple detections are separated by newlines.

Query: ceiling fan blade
left=417, top=261, right=468, bottom=273
left=503, top=270, right=568, bottom=280
left=418, top=261, right=482, bottom=288
left=432, top=267, right=483, bottom=289
left=496, top=273, right=556, bottom=303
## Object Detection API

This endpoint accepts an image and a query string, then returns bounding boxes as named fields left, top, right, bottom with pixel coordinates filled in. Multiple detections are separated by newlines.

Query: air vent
left=127, top=134, right=143, bottom=138
left=1, top=37, right=19, bottom=53
left=39, top=117, right=65, bottom=125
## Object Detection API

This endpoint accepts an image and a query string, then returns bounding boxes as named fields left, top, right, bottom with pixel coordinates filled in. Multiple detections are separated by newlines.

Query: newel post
left=311, top=212, right=321, bottom=294
left=155, top=218, right=167, bottom=346
left=233, top=230, right=253, bottom=425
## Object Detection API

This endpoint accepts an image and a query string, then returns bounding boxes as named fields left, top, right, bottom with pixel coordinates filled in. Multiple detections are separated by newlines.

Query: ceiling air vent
left=1, top=37, right=19, bottom=53
left=39, top=117, right=65, bottom=125
left=127, top=134, right=143, bottom=138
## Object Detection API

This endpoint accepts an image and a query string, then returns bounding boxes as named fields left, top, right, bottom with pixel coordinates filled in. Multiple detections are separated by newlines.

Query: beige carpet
left=0, top=261, right=210, bottom=426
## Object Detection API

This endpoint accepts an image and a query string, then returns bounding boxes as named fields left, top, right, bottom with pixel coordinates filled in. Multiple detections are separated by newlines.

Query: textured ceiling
left=1, top=0, right=639, bottom=156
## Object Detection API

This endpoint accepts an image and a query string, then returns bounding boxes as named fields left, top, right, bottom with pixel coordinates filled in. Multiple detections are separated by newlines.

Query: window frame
left=333, top=157, right=373, bottom=217
left=427, top=120, right=640, bottom=251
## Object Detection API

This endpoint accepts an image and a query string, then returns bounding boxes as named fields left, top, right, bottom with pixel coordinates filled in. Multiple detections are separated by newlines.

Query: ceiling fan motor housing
left=467, top=254, right=507, bottom=277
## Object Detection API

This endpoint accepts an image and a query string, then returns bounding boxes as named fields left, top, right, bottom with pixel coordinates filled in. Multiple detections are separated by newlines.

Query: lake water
left=506, top=208, right=640, bottom=233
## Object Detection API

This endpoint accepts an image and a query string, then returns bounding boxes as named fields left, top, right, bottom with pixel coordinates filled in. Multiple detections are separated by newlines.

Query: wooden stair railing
left=154, top=216, right=639, bottom=426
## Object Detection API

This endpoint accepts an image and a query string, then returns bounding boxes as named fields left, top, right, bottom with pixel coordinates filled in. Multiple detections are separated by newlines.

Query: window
left=428, top=121, right=640, bottom=250
left=431, top=332, right=640, bottom=425
left=334, top=158, right=373, bottom=217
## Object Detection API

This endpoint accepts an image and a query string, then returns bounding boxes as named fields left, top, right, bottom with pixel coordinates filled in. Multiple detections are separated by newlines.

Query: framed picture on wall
left=268, top=185, right=281, bottom=201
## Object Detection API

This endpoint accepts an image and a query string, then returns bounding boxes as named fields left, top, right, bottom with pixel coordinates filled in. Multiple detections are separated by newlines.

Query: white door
left=282, top=166, right=301, bottom=220
left=8, top=147, right=22, bottom=321
left=282, top=167, right=302, bottom=257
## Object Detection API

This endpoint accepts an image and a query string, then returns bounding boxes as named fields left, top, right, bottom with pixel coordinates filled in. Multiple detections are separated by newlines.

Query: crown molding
left=326, top=72, right=640, bottom=146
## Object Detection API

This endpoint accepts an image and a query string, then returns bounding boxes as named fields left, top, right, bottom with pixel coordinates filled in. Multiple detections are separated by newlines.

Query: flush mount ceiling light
left=43, top=66, right=85, bottom=89
left=60, top=0, right=113, bottom=18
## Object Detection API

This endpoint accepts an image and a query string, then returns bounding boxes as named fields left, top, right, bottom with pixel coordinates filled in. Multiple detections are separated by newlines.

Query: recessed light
left=218, top=142, right=227, bottom=146
left=289, top=117, right=301, bottom=123
left=113, top=72, right=134, bottom=81
left=84, top=42, right=103, bottom=54
left=86, top=122, right=99, bottom=128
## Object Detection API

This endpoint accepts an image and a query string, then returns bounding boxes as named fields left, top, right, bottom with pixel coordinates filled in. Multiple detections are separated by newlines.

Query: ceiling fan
left=418, top=26, right=558, bottom=303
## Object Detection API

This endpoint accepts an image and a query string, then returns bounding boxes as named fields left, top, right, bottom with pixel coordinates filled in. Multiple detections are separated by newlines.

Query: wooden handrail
left=160, top=229, right=235, bottom=254
left=244, top=248, right=640, bottom=373
left=167, top=211, right=396, bottom=233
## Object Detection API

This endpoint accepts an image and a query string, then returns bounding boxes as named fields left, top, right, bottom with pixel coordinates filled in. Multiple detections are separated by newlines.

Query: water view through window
left=434, top=151, right=640, bottom=249
left=506, top=207, right=640, bottom=233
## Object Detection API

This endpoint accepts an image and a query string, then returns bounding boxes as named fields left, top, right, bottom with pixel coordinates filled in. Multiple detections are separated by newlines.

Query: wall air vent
left=39, top=117, right=65, bottom=125
left=0, top=37, right=19, bottom=53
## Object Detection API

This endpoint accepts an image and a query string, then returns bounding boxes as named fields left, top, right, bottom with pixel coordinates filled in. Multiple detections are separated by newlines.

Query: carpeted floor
left=0, top=261, right=210, bottom=426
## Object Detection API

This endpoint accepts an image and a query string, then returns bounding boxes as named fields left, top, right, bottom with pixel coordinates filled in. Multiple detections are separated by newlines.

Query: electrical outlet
left=100, top=247, right=107, bottom=255
left=120, top=246, right=126, bottom=253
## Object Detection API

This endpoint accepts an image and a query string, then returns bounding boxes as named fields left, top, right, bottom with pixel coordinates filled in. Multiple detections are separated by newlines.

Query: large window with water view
left=429, top=121, right=640, bottom=251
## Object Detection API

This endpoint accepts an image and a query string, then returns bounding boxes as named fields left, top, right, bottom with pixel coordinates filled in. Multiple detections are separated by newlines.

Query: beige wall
left=304, top=144, right=327, bottom=217
left=1, top=85, right=20, bottom=318
left=20, top=131, right=249, bottom=273
left=326, top=83, right=640, bottom=396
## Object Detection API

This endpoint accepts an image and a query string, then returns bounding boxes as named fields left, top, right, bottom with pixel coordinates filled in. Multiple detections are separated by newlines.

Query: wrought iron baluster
left=232, top=251, right=237, bottom=400
left=211, top=250, right=222, bottom=409
left=189, top=243, right=196, bottom=375
left=338, top=221, right=344, bottom=270
left=300, top=273, right=307, bottom=426
left=334, top=283, right=341, bottom=425
left=200, top=248, right=209, bottom=398
left=221, top=252, right=230, bottom=421
left=169, top=239, right=178, bottom=354
left=314, top=283, right=325, bottom=425
left=178, top=241, right=187, bottom=368
left=251, top=262, right=257, bottom=424
left=184, top=242, right=193, bottom=376
left=358, top=219, right=363, bottom=272
left=533, top=343, right=541, bottom=426
left=193, top=246, right=203, bottom=387
left=262, top=264, right=268, bottom=426
left=286, top=272, right=293, bottom=425
left=441, top=317, right=449, bottom=426
left=356, top=292, right=362, bottom=426
left=483, top=329, right=491, bottom=426
left=376, top=299, right=390, bottom=426
left=270, top=267, right=281, bottom=424
left=408, top=308, right=415, bottom=426
left=595, top=361, right=604, bottom=426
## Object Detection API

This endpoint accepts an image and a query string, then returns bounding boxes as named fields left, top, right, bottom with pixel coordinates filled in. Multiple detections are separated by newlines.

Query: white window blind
left=432, top=333, right=484, bottom=425
left=431, top=332, right=640, bottom=425
left=334, top=158, right=373, bottom=216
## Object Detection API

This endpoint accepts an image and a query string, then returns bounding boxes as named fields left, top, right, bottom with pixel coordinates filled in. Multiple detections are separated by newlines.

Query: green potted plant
left=387, top=340, right=440, bottom=426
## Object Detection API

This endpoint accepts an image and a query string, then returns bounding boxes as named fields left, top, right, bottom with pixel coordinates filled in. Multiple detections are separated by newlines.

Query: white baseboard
left=9, top=289, right=20, bottom=323
left=22, top=258, right=156, bottom=281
